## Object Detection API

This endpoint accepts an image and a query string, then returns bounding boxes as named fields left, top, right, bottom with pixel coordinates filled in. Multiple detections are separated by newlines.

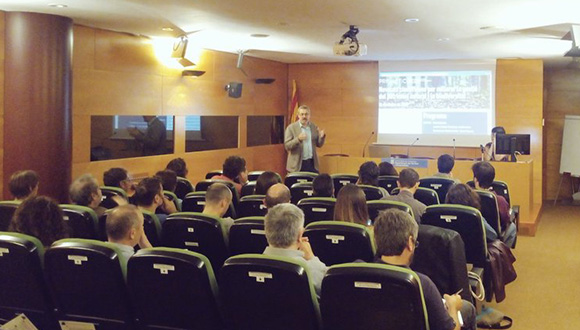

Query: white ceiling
left=1, top=0, right=580, bottom=67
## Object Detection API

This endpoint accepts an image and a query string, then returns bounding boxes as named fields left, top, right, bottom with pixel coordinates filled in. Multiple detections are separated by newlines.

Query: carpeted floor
left=483, top=204, right=580, bottom=329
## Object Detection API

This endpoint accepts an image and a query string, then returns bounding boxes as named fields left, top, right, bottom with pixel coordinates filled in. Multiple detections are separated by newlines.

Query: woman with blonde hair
left=334, top=184, right=370, bottom=226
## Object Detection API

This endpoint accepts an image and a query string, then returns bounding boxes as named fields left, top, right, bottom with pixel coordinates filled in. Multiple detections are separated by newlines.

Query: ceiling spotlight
left=404, top=18, right=420, bottom=23
left=48, top=3, right=68, bottom=8
left=437, top=37, right=450, bottom=42
left=161, top=27, right=174, bottom=32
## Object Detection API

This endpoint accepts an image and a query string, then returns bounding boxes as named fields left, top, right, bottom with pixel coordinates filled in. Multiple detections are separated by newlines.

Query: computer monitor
left=495, top=134, right=530, bottom=162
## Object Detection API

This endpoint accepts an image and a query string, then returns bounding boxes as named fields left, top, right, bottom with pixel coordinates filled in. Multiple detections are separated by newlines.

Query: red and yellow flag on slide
left=288, top=79, right=299, bottom=125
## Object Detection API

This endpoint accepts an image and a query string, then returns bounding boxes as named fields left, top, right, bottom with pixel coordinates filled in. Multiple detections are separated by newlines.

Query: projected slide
left=378, top=71, right=492, bottom=136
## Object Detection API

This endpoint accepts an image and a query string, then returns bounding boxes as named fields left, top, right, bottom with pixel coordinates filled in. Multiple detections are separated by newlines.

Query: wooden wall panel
left=0, top=11, right=4, bottom=199
left=288, top=62, right=379, bottom=156
left=544, top=68, right=580, bottom=201
left=496, top=59, right=543, bottom=210
left=72, top=25, right=288, bottom=185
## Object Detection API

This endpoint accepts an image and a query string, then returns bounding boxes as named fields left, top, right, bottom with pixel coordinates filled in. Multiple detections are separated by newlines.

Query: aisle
left=484, top=205, right=580, bottom=330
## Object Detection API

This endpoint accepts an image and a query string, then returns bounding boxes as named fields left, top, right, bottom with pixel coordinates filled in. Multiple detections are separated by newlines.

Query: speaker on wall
left=225, top=82, right=243, bottom=98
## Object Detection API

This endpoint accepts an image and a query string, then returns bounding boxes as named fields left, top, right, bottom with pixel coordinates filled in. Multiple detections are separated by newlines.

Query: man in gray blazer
left=284, top=105, right=326, bottom=173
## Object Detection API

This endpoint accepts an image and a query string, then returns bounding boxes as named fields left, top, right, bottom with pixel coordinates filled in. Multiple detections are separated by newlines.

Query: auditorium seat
left=175, top=176, right=195, bottom=200
left=240, top=181, right=256, bottom=197
left=467, top=180, right=511, bottom=206
left=331, top=174, right=358, bottom=196
left=321, top=263, right=428, bottom=330
left=0, top=201, right=20, bottom=231
left=0, top=232, right=59, bottom=329
left=229, top=217, right=267, bottom=255
left=421, top=205, right=488, bottom=270
left=411, top=225, right=472, bottom=303
left=182, top=191, right=237, bottom=219
left=284, top=171, right=318, bottom=188
left=391, top=187, right=440, bottom=206
left=290, top=182, right=315, bottom=204
left=473, top=190, right=502, bottom=238
left=100, top=186, right=127, bottom=209
left=358, top=184, right=389, bottom=200
left=419, top=177, right=456, bottom=204
left=248, top=170, right=265, bottom=181
left=59, top=204, right=100, bottom=240
left=44, top=239, right=133, bottom=329
left=297, top=197, right=336, bottom=225
left=220, top=254, right=322, bottom=330
left=303, top=221, right=374, bottom=265
left=205, top=169, right=223, bottom=179
left=367, top=200, right=414, bottom=224
left=163, top=190, right=181, bottom=212
left=127, top=247, right=223, bottom=330
left=161, top=212, right=229, bottom=273
left=237, top=195, right=268, bottom=218
left=141, top=210, right=162, bottom=247
left=378, top=175, right=399, bottom=194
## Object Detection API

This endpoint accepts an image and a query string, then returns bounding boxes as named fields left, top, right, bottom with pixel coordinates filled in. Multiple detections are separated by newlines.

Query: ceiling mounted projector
left=564, top=25, right=580, bottom=57
left=333, top=25, right=367, bottom=56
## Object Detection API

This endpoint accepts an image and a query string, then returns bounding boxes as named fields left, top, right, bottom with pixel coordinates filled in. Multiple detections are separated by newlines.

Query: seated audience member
left=434, top=154, right=460, bottom=183
left=264, top=183, right=292, bottom=208
left=69, top=174, right=107, bottom=217
left=9, top=196, right=69, bottom=247
left=103, top=167, right=134, bottom=206
left=134, top=177, right=176, bottom=224
left=378, top=161, right=398, bottom=176
left=312, top=173, right=334, bottom=197
left=484, top=126, right=509, bottom=162
left=202, top=183, right=234, bottom=232
left=472, top=162, right=516, bottom=247
left=165, top=157, right=189, bottom=178
left=8, top=170, right=39, bottom=201
left=445, top=183, right=498, bottom=242
left=263, top=203, right=328, bottom=295
left=382, top=168, right=426, bottom=224
left=255, top=171, right=282, bottom=195
left=156, top=169, right=181, bottom=208
left=212, top=155, right=248, bottom=196
left=334, top=184, right=370, bottom=226
left=373, top=209, right=476, bottom=330
left=357, top=161, right=380, bottom=186
left=106, top=204, right=152, bottom=267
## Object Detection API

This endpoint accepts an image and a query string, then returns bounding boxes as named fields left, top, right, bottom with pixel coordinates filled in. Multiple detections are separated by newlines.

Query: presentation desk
left=319, top=156, right=540, bottom=236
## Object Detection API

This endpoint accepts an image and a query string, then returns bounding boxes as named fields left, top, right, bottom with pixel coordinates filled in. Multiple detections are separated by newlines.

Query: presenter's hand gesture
left=318, top=128, right=326, bottom=139
left=298, top=132, right=307, bottom=141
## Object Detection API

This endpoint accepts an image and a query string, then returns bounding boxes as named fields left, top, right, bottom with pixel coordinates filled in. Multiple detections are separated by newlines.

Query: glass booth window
left=247, top=115, right=285, bottom=147
left=185, top=116, right=239, bottom=152
left=91, top=115, right=174, bottom=161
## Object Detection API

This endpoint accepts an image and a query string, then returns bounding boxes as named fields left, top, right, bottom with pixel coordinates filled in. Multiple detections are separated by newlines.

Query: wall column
left=3, top=12, right=72, bottom=202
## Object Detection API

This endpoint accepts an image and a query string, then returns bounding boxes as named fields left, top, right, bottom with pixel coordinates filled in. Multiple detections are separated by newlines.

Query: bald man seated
left=106, top=204, right=152, bottom=267
left=264, top=183, right=292, bottom=208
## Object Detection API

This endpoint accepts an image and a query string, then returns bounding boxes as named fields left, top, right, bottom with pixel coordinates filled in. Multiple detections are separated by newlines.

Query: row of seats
left=0, top=228, right=467, bottom=330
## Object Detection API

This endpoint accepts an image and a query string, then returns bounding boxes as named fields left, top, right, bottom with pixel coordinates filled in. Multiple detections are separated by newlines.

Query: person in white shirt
left=263, top=203, right=327, bottom=295
left=106, top=204, right=152, bottom=267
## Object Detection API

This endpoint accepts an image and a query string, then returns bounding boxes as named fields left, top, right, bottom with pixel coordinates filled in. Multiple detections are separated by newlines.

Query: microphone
left=453, top=138, right=456, bottom=159
left=480, top=144, right=485, bottom=161
left=362, top=131, right=375, bottom=157
left=407, top=138, right=419, bottom=158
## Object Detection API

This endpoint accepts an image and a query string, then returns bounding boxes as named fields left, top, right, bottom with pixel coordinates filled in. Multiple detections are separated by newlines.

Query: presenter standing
left=284, top=105, right=326, bottom=173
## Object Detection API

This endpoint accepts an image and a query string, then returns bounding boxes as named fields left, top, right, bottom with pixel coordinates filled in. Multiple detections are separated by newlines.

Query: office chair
left=0, top=201, right=20, bottom=231
left=228, top=217, right=267, bottom=255
left=237, top=195, right=268, bottom=218
left=290, top=182, right=315, bottom=204
left=391, top=187, right=440, bottom=206
left=331, top=174, right=358, bottom=196
left=419, top=177, right=456, bottom=204
left=284, top=172, right=318, bottom=188
left=367, top=200, right=414, bottom=224
left=377, top=175, right=399, bottom=195
left=59, top=204, right=100, bottom=240
left=358, top=184, right=389, bottom=200
left=297, top=197, right=336, bottom=226
left=175, top=176, right=195, bottom=200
